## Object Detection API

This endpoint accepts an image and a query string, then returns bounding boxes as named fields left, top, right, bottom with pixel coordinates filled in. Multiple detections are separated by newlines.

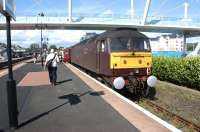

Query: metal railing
left=1, top=13, right=200, bottom=27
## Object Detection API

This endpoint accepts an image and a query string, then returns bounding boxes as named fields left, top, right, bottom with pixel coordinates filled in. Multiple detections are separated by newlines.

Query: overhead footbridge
left=0, top=15, right=200, bottom=35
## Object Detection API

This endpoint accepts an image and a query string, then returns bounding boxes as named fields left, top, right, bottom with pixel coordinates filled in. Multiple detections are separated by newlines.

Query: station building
left=150, top=34, right=184, bottom=51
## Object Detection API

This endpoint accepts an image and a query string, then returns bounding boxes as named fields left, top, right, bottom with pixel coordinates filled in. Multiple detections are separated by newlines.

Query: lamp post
left=43, top=37, right=49, bottom=60
left=38, top=12, right=44, bottom=67
left=0, top=0, right=18, bottom=129
left=6, top=15, right=18, bottom=129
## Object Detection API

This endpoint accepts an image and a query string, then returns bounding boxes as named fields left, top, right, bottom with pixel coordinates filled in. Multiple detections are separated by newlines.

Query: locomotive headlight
left=113, top=77, right=125, bottom=90
left=135, top=69, right=139, bottom=74
left=147, top=76, right=157, bottom=87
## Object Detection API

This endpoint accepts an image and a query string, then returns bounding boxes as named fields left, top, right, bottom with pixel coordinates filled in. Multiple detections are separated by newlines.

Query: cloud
left=102, top=10, right=113, bottom=15
left=73, top=0, right=105, bottom=14
left=0, top=30, right=103, bottom=48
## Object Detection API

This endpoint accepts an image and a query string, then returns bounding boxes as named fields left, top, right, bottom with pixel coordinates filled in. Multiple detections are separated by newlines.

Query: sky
left=1, top=0, right=200, bottom=48
left=15, top=0, right=200, bottom=18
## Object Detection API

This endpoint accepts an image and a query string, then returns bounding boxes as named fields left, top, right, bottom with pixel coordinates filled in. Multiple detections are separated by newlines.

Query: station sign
left=0, top=0, right=16, bottom=20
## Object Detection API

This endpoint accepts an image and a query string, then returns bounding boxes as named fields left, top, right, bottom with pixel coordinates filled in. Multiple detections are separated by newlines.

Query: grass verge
left=139, top=80, right=200, bottom=132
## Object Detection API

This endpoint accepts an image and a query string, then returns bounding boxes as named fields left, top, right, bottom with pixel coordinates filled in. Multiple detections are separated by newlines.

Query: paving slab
left=17, top=72, right=50, bottom=87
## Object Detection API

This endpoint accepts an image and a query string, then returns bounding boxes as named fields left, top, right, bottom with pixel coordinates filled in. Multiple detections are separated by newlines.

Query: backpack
left=46, top=54, right=56, bottom=68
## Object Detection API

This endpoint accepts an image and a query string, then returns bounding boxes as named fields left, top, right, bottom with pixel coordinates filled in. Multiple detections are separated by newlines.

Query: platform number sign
left=0, top=0, right=16, bottom=20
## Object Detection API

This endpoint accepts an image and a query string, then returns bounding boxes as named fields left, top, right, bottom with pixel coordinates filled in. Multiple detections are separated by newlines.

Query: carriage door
left=97, top=40, right=106, bottom=73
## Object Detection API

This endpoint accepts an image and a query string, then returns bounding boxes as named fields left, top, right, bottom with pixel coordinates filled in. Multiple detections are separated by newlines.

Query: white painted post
left=68, top=0, right=72, bottom=23
left=184, top=2, right=188, bottom=19
left=142, top=0, right=151, bottom=25
left=131, top=0, right=134, bottom=19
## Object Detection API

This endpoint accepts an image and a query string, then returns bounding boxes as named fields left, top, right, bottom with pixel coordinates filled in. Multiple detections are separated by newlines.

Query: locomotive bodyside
left=71, top=36, right=99, bottom=73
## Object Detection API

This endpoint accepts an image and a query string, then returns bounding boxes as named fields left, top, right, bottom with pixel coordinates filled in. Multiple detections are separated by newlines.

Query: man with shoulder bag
left=45, top=49, right=60, bottom=86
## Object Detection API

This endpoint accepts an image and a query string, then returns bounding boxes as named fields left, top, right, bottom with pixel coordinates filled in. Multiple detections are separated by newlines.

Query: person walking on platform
left=45, top=49, right=59, bottom=86
left=33, top=53, right=37, bottom=63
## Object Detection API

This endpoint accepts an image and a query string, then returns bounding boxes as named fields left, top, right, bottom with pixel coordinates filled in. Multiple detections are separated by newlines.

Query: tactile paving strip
left=17, top=71, right=50, bottom=87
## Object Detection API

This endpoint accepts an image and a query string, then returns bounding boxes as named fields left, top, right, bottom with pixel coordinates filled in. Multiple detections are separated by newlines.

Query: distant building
left=150, top=34, right=184, bottom=51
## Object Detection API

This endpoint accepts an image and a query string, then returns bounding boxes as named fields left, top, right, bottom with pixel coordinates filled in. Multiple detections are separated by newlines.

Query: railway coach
left=71, top=29, right=157, bottom=98
left=63, top=48, right=71, bottom=63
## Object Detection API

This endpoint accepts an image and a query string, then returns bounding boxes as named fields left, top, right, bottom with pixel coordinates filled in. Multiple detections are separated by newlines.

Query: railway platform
left=0, top=61, right=180, bottom=132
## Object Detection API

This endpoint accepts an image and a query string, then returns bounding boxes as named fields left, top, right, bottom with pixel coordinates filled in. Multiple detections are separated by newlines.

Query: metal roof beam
left=142, top=0, right=151, bottom=25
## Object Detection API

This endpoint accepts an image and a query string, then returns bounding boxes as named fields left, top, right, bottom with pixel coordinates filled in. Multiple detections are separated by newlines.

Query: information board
left=0, top=0, right=15, bottom=19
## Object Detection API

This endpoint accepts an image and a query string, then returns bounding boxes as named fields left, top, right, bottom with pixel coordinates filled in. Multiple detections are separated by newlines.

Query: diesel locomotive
left=70, top=29, right=157, bottom=97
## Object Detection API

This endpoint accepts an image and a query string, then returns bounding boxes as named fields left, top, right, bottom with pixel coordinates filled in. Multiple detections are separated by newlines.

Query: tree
left=42, top=43, right=48, bottom=49
left=187, top=43, right=198, bottom=51
left=29, top=43, right=40, bottom=53
left=58, top=46, right=64, bottom=50
left=49, top=45, right=57, bottom=51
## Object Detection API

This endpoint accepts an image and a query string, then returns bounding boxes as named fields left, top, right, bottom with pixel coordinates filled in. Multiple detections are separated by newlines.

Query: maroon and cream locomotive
left=70, top=29, right=157, bottom=97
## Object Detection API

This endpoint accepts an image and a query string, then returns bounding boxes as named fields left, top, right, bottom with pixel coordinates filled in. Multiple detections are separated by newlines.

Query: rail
left=141, top=99, right=200, bottom=132
left=0, top=56, right=32, bottom=70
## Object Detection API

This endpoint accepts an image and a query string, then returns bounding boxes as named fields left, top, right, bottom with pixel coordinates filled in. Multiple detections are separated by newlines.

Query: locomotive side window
left=101, top=40, right=106, bottom=52
left=144, top=41, right=148, bottom=50
left=97, top=41, right=101, bottom=52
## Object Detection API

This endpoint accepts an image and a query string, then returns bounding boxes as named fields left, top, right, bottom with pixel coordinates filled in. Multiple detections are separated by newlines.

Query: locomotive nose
left=113, top=77, right=125, bottom=90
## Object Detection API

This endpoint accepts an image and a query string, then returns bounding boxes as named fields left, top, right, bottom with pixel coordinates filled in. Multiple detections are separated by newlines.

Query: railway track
left=0, top=56, right=32, bottom=70
left=139, top=99, right=200, bottom=132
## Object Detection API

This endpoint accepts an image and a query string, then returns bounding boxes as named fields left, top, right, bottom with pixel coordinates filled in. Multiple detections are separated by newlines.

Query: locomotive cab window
left=110, top=37, right=150, bottom=52
left=133, top=38, right=150, bottom=51
left=110, top=38, right=131, bottom=51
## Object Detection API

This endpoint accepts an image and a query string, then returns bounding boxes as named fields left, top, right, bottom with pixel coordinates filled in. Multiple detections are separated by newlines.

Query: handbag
left=46, top=54, right=56, bottom=68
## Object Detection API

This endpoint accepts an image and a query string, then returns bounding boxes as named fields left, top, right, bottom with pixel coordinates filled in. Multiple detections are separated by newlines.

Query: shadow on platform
left=56, top=79, right=72, bottom=85
left=17, top=90, right=105, bottom=129
left=90, top=91, right=105, bottom=96
left=58, top=93, right=81, bottom=105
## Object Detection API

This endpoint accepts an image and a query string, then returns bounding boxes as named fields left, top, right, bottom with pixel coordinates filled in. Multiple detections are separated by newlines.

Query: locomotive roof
left=71, top=29, right=148, bottom=48
left=70, top=35, right=99, bottom=48
left=96, top=29, right=148, bottom=40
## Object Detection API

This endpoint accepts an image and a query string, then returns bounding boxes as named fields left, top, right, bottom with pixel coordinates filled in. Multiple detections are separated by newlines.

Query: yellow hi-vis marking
left=110, top=52, right=152, bottom=69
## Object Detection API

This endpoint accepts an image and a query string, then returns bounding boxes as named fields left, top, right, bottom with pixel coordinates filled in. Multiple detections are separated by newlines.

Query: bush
left=152, top=57, right=200, bottom=90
